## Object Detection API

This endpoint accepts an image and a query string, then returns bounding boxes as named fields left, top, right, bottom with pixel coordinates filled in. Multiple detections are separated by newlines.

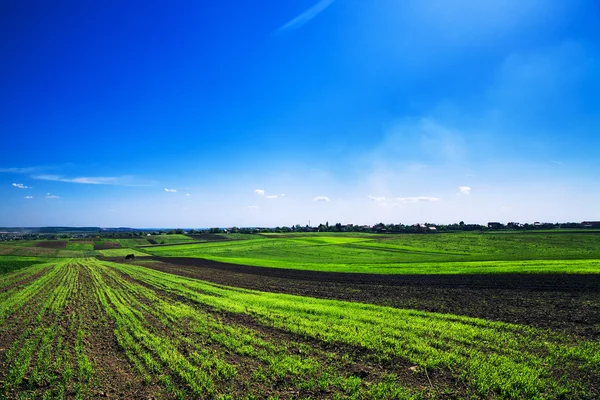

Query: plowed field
left=1, top=258, right=599, bottom=399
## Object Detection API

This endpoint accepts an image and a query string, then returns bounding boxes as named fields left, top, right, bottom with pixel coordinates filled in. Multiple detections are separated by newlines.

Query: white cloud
left=368, top=195, right=387, bottom=202
left=24, top=196, right=33, bottom=199
left=46, top=193, right=59, bottom=199
left=34, top=174, right=150, bottom=186
left=186, top=193, right=191, bottom=196
left=12, top=183, right=30, bottom=189
left=314, top=196, right=330, bottom=202
left=0, top=167, right=37, bottom=173
left=265, top=195, right=279, bottom=199
left=164, top=188, right=177, bottom=193
left=458, top=186, right=472, bottom=195
left=275, top=0, right=335, bottom=34
left=375, top=118, right=467, bottom=164
left=396, top=196, right=441, bottom=204
left=369, top=195, right=440, bottom=206
left=247, top=205, right=259, bottom=210
left=254, top=189, right=265, bottom=196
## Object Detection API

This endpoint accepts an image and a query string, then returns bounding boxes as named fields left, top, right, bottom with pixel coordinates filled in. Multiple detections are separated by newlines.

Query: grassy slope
left=1, top=259, right=598, bottom=398
left=0, top=256, right=49, bottom=275
left=147, top=234, right=195, bottom=244
left=144, top=232, right=600, bottom=274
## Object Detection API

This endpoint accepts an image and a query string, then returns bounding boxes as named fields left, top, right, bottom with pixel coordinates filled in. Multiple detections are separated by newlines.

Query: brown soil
left=187, top=234, right=233, bottom=242
left=112, top=269, right=460, bottom=398
left=93, top=242, right=121, bottom=250
left=116, top=256, right=600, bottom=338
left=34, top=241, right=67, bottom=249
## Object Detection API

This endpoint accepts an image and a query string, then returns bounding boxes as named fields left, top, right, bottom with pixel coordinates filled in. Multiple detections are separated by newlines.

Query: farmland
left=143, top=232, right=600, bottom=274
left=1, top=231, right=599, bottom=398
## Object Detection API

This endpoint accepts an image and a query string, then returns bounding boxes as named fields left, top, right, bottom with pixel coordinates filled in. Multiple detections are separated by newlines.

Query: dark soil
left=113, top=269, right=461, bottom=398
left=187, top=234, right=232, bottom=241
left=117, top=256, right=600, bottom=338
left=34, top=241, right=67, bottom=249
left=93, top=242, right=121, bottom=250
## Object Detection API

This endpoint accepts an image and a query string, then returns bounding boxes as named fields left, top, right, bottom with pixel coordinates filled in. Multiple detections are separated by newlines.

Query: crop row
left=1, top=260, right=93, bottom=399
left=108, top=259, right=600, bottom=398
left=1, top=259, right=599, bottom=398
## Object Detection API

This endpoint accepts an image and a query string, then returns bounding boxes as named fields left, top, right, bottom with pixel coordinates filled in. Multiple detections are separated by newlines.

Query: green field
left=97, top=248, right=150, bottom=257
left=147, top=234, right=196, bottom=245
left=65, top=242, right=94, bottom=251
left=1, top=231, right=600, bottom=398
left=0, top=258, right=597, bottom=399
left=0, top=256, right=49, bottom=275
left=143, top=232, right=600, bottom=274
left=117, top=238, right=151, bottom=247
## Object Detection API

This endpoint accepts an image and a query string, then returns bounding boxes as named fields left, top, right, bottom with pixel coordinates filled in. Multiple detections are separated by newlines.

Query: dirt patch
left=76, top=266, right=171, bottom=399
left=187, top=234, right=232, bottom=242
left=34, top=241, right=67, bottom=249
left=113, top=268, right=460, bottom=398
left=93, top=242, right=121, bottom=250
left=116, top=256, right=600, bottom=338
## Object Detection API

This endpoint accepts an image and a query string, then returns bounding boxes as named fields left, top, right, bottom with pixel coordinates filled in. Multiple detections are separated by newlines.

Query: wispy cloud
left=24, top=196, right=33, bottom=199
left=368, top=195, right=386, bottom=202
left=396, top=196, right=441, bottom=204
left=247, top=205, right=259, bottom=210
left=164, top=188, right=177, bottom=193
left=458, top=186, right=472, bottom=195
left=12, top=183, right=30, bottom=189
left=46, top=193, right=59, bottom=199
left=314, top=196, right=330, bottom=202
left=185, top=193, right=191, bottom=196
left=34, top=174, right=150, bottom=186
left=275, top=0, right=335, bottom=34
left=255, top=189, right=281, bottom=199
left=0, top=167, right=37, bottom=173
left=369, top=195, right=440, bottom=205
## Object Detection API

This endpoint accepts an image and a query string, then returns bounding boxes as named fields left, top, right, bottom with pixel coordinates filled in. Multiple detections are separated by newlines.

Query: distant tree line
left=2, top=221, right=598, bottom=242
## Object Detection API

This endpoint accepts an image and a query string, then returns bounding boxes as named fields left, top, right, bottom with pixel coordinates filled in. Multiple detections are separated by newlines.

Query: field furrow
left=1, top=256, right=599, bottom=399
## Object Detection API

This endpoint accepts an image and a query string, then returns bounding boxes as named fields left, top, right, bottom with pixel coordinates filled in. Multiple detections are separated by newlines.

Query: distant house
left=487, top=222, right=503, bottom=229
left=507, top=222, right=522, bottom=229
left=582, top=221, right=600, bottom=228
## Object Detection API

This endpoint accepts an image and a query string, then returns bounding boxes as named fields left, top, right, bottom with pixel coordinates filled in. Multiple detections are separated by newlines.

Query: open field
left=1, top=258, right=599, bottom=399
left=0, top=256, right=48, bottom=275
left=147, top=234, right=197, bottom=245
left=1, top=231, right=600, bottom=398
left=124, top=256, right=600, bottom=337
left=143, top=232, right=600, bottom=274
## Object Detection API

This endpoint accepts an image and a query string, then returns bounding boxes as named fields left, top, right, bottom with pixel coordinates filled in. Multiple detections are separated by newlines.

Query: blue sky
left=1, top=0, right=599, bottom=227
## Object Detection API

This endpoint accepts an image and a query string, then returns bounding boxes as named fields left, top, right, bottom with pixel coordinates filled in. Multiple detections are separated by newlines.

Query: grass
left=1, top=258, right=596, bottom=398
left=117, top=238, right=151, bottom=247
left=65, top=242, right=94, bottom=251
left=104, top=259, right=600, bottom=398
left=97, top=248, right=150, bottom=257
left=148, top=234, right=196, bottom=244
left=143, top=232, right=600, bottom=274
left=0, top=256, right=48, bottom=275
